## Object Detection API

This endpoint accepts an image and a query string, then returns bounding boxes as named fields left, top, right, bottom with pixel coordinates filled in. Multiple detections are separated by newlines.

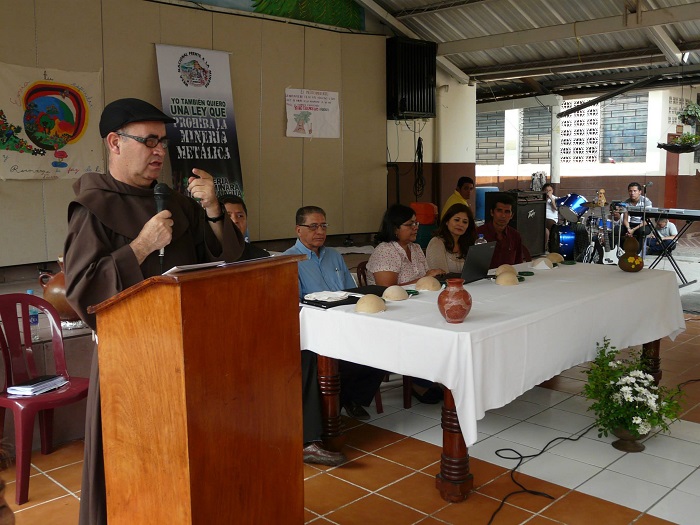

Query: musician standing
left=622, top=182, right=652, bottom=252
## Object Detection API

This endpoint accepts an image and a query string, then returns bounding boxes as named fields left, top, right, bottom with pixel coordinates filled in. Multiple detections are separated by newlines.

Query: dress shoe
left=411, top=385, right=443, bottom=404
left=343, top=400, right=370, bottom=420
left=303, top=442, right=346, bottom=467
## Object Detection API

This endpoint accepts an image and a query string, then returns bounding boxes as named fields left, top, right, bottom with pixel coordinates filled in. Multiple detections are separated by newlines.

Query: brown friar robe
left=63, top=172, right=243, bottom=525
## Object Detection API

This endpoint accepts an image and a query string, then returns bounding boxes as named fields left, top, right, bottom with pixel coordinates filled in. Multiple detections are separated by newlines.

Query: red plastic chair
left=0, top=293, right=89, bottom=504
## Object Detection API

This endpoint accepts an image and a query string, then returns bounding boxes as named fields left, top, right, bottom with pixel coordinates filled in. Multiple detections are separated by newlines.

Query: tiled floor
left=7, top=320, right=700, bottom=524
left=7, top=246, right=700, bottom=524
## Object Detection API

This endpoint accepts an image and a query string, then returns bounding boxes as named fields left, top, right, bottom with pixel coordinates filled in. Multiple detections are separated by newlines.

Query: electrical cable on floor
left=486, top=424, right=596, bottom=525
left=486, top=370, right=700, bottom=523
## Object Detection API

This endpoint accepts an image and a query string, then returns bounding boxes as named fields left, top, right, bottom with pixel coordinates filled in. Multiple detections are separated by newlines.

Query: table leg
left=642, top=339, right=662, bottom=385
left=317, top=355, right=345, bottom=451
left=435, top=388, right=473, bottom=502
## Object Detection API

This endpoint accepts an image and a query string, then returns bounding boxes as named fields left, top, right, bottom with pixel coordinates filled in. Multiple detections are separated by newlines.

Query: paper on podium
left=163, top=261, right=224, bottom=275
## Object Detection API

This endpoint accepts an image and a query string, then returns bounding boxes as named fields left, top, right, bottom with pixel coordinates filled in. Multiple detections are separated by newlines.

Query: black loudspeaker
left=386, top=37, right=437, bottom=120
left=484, top=192, right=546, bottom=258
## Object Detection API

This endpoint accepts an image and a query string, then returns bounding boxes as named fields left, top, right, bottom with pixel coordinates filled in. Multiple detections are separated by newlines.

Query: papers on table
left=7, top=375, right=68, bottom=396
left=304, top=291, right=350, bottom=302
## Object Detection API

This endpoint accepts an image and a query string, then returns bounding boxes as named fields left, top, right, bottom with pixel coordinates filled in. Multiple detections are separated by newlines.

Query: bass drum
left=549, top=223, right=589, bottom=261
left=556, top=193, right=588, bottom=223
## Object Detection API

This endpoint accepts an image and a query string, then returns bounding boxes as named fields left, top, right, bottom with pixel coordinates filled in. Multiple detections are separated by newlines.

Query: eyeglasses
left=116, top=131, right=169, bottom=149
left=401, top=221, right=420, bottom=228
left=298, top=223, right=329, bottom=231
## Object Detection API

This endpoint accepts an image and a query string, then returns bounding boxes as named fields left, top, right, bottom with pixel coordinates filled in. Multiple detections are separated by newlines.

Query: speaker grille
left=386, top=37, right=437, bottom=120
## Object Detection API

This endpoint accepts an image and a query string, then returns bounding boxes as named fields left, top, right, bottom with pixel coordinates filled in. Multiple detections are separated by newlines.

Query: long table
left=299, top=263, right=685, bottom=501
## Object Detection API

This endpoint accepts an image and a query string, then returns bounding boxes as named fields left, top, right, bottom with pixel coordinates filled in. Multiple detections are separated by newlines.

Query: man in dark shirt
left=220, top=194, right=270, bottom=260
left=476, top=193, right=524, bottom=268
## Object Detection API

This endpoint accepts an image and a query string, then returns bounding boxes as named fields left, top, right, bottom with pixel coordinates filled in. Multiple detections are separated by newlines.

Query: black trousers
left=339, top=361, right=386, bottom=407
left=301, top=350, right=323, bottom=444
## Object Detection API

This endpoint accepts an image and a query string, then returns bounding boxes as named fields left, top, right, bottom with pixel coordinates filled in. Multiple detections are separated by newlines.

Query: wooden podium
left=91, top=255, right=305, bottom=524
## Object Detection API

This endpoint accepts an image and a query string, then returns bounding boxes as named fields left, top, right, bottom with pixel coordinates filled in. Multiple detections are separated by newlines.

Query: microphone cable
left=488, top=365, right=700, bottom=525
left=486, top=423, right=597, bottom=525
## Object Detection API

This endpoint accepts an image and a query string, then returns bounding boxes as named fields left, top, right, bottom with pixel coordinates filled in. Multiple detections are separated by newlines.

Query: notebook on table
left=300, top=285, right=388, bottom=309
left=438, top=241, right=496, bottom=284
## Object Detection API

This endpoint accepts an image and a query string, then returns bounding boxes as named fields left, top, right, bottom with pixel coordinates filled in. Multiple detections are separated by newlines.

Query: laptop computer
left=439, top=241, right=497, bottom=284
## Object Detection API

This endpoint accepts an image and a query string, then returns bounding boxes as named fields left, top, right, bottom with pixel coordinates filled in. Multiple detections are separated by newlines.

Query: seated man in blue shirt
left=284, top=206, right=385, bottom=426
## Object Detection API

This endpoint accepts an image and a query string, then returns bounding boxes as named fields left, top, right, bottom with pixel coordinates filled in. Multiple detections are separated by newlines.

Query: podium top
left=88, top=254, right=304, bottom=315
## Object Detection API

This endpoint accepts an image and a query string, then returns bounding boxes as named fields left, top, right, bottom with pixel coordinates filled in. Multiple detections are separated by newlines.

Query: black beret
left=99, top=98, right=175, bottom=137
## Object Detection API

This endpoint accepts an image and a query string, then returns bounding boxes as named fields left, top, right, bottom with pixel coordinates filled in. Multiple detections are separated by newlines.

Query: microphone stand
left=641, top=183, right=650, bottom=257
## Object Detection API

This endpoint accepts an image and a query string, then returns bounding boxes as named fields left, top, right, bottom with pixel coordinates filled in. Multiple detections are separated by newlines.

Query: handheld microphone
left=154, top=183, right=171, bottom=271
left=645, top=181, right=653, bottom=188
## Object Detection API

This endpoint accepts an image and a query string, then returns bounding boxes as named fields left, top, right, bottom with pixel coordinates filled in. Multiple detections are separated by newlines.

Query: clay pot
left=39, top=258, right=80, bottom=321
left=618, top=236, right=644, bottom=273
left=611, top=427, right=649, bottom=452
left=437, top=278, right=472, bottom=324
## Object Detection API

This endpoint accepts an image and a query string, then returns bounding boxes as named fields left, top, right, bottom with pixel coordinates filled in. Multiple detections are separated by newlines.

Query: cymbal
left=581, top=201, right=601, bottom=208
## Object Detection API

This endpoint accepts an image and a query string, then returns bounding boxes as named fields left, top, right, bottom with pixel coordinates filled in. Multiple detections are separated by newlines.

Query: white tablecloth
left=299, top=263, right=685, bottom=446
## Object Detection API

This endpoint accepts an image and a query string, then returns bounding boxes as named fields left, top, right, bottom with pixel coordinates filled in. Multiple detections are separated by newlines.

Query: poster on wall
left=0, top=62, right=103, bottom=180
left=285, top=89, right=340, bottom=138
left=156, top=44, right=243, bottom=198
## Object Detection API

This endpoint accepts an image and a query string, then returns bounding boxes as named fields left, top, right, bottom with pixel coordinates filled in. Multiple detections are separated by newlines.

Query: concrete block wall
left=600, top=93, right=649, bottom=162
left=476, top=111, right=505, bottom=165
left=520, top=106, right=552, bottom=164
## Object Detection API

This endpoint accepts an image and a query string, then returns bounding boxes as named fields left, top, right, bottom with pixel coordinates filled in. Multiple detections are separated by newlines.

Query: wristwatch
left=206, top=208, right=226, bottom=223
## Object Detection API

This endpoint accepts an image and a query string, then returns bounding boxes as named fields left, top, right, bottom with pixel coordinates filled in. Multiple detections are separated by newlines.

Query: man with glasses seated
left=283, top=207, right=385, bottom=444
left=476, top=193, right=524, bottom=268
left=64, top=98, right=244, bottom=525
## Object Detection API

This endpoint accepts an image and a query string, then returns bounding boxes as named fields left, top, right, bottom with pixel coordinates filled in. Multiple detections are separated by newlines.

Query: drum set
left=550, top=193, right=625, bottom=262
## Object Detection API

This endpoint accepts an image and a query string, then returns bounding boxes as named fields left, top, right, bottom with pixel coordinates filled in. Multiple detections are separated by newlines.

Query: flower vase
left=611, top=427, right=649, bottom=453
left=437, top=278, right=472, bottom=323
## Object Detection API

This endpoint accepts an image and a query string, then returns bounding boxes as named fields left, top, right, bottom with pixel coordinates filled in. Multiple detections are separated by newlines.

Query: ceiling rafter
left=438, top=3, right=700, bottom=56
left=394, top=0, right=493, bottom=19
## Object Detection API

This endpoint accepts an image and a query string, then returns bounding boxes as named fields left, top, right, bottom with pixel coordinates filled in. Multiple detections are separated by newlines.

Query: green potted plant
left=657, top=132, right=700, bottom=154
left=583, top=339, right=682, bottom=452
left=678, top=102, right=700, bottom=126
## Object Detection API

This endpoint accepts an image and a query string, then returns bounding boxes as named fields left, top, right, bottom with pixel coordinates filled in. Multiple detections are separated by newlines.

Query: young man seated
left=646, top=217, right=677, bottom=255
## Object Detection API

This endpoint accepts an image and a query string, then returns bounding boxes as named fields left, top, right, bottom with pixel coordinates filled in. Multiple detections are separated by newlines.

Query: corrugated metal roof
left=366, top=0, right=700, bottom=101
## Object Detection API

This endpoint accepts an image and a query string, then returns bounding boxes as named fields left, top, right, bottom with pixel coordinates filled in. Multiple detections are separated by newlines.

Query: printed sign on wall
left=285, top=89, right=340, bottom=139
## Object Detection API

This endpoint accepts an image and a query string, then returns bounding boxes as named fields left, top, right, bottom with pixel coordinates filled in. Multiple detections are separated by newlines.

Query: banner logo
left=178, top=52, right=211, bottom=88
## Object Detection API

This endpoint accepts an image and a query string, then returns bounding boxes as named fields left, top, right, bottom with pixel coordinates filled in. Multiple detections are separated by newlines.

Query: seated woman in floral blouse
left=366, top=204, right=445, bottom=286
left=425, top=203, right=476, bottom=274
left=366, top=204, right=445, bottom=403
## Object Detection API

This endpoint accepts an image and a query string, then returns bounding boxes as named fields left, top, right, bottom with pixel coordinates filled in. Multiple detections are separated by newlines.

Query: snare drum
left=556, top=193, right=588, bottom=222
left=597, top=218, right=612, bottom=230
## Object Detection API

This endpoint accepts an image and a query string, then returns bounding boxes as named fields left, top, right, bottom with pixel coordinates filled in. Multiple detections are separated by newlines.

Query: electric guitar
left=600, top=209, right=619, bottom=265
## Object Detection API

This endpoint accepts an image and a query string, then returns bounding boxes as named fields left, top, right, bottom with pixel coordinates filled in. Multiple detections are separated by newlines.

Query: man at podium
left=64, top=98, right=244, bottom=525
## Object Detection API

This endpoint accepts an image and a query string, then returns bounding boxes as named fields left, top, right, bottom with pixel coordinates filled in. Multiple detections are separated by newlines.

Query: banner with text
left=285, top=89, right=340, bottom=138
left=156, top=44, right=243, bottom=198
left=0, top=62, right=103, bottom=180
